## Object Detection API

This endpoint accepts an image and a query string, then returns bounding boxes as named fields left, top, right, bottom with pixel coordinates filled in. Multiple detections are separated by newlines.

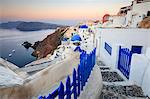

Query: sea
left=0, top=29, right=55, bottom=67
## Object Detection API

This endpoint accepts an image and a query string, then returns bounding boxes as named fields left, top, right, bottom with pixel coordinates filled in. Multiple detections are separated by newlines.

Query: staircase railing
left=38, top=48, right=96, bottom=99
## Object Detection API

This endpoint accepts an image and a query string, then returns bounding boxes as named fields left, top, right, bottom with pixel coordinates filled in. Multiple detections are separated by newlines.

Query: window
left=147, top=11, right=150, bottom=16
left=131, top=46, right=143, bottom=54
left=104, top=42, right=112, bottom=55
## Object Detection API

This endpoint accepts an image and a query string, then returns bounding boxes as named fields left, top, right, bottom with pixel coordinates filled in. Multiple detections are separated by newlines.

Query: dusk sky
left=1, top=0, right=132, bottom=25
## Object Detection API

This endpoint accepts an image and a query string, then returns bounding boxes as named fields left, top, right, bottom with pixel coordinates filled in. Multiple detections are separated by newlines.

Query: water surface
left=0, top=29, right=55, bottom=67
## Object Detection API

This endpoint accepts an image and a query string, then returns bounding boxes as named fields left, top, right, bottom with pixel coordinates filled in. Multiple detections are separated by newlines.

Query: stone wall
left=79, top=65, right=103, bottom=99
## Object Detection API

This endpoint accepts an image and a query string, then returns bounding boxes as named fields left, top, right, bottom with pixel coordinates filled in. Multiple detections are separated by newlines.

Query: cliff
left=139, top=17, right=150, bottom=29
left=32, top=27, right=69, bottom=59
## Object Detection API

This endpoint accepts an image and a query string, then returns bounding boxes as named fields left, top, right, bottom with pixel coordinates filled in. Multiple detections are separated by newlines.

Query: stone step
left=101, top=71, right=124, bottom=82
left=96, top=60, right=148, bottom=99
left=100, top=85, right=147, bottom=99
left=96, top=60, right=106, bottom=66
left=100, top=67, right=110, bottom=71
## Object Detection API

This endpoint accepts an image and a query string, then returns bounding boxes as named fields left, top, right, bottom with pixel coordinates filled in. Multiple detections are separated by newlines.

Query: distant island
left=0, top=21, right=63, bottom=31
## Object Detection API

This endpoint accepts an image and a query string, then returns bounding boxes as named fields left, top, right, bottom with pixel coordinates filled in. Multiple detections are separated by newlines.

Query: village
left=0, top=0, right=150, bottom=99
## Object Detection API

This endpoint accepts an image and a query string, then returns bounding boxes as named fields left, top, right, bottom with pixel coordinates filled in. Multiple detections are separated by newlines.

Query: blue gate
left=118, top=46, right=132, bottom=79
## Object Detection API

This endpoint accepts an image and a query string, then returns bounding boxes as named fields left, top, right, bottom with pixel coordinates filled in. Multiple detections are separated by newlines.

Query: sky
left=1, top=0, right=132, bottom=25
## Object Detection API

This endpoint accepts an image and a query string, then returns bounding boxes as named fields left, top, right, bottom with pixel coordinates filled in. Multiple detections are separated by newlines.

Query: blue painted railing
left=39, top=48, right=96, bottom=99
left=104, top=42, right=112, bottom=55
left=118, top=46, right=132, bottom=79
left=74, top=46, right=83, bottom=52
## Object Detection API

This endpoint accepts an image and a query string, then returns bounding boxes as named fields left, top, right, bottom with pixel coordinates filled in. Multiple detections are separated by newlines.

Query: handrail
left=38, top=48, right=96, bottom=99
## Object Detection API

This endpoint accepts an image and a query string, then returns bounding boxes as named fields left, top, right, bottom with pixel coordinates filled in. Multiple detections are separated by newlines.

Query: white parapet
left=141, top=63, right=150, bottom=97
left=79, top=65, right=103, bottom=99
left=145, top=47, right=150, bottom=60
left=0, top=52, right=80, bottom=99
left=0, top=65, right=24, bottom=88
left=129, top=51, right=150, bottom=97
left=129, top=54, right=150, bottom=86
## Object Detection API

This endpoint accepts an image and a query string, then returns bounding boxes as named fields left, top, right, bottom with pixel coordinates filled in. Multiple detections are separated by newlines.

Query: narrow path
left=96, top=60, right=149, bottom=99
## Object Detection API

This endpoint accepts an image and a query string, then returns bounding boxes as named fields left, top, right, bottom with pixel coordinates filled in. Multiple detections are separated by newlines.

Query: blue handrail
left=39, top=48, right=96, bottom=99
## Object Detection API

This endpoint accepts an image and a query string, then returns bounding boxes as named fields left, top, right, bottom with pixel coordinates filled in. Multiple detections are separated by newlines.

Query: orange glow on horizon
left=2, top=7, right=104, bottom=20
left=1, top=1, right=126, bottom=21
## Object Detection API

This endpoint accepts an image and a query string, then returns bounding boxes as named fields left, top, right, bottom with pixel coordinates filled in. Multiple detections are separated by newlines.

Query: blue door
left=118, top=46, right=132, bottom=79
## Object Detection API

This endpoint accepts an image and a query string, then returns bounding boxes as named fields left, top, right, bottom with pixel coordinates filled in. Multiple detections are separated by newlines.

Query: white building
left=102, top=15, right=126, bottom=28
left=78, top=25, right=89, bottom=33
left=95, top=28, right=150, bottom=97
left=102, top=0, right=150, bottom=28
left=126, top=0, right=150, bottom=27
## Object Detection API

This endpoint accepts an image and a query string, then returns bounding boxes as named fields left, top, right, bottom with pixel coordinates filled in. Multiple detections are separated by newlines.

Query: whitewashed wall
left=130, top=53, right=150, bottom=97
left=147, top=33, right=150, bottom=47
left=125, top=11, right=132, bottom=26
left=109, top=16, right=126, bottom=27
left=99, top=28, right=149, bottom=53
left=96, top=28, right=150, bottom=96
left=79, top=28, right=88, bottom=34
left=145, top=47, right=150, bottom=60
left=96, top=28, right=150, bottom=68
left=99, top=41, right=121, bottom=69
left=95, top=28, right=101, bottom=58
left=129, top=54, right=150, bottom=86
left=142, top=63, right=150, bottom=97
left=129, top=47, right=150, bottom=97
left=142, top=47, right=150, bottom=97
left=99, top=41, right=113, bottom=66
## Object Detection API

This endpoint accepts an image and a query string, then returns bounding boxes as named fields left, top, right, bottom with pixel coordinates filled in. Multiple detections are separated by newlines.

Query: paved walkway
left=96, top=60, right=149, bottom=99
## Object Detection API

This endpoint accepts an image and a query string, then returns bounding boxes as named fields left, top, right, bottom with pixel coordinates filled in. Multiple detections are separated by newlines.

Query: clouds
left=1, top=0, right=131, bottom=21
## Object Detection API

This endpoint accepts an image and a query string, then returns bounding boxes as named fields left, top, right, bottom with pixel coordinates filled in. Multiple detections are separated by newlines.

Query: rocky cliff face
left=32, top=27, right=69, bottom=59
left=139, top=17, right=150, bottom=29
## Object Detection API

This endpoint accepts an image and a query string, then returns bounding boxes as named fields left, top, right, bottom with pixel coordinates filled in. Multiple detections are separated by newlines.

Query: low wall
left=142, top=63, right=150, bottom=97
left=0, top=58, right=28, bottom=79
left=79, top=65, right=103, bottom=99
left=142, top=47, right=150, bottom=97
left=130, top=53, right=150, bottom=97
left=145, top=47, right=150, bottom=60
left=0, top=52, right=80, bottom=99
left=130, top=54, right=150, bottom=86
